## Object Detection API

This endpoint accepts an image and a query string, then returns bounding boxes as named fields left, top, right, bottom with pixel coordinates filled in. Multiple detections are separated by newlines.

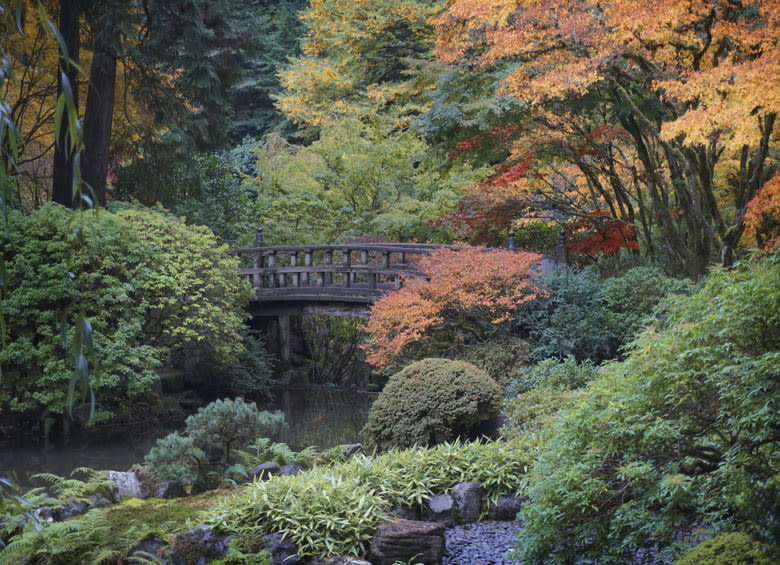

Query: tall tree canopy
left=432, top=0, right=780, bottom=275
left=3, top=0, right=263, bottom=206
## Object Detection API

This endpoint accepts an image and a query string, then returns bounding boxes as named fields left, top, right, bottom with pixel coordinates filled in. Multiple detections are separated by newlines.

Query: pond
left=0, top=387, right=376, bottom=484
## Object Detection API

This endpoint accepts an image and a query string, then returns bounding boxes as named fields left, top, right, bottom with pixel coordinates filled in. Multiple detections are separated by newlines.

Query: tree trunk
left=52, top=0, right=81, bottom=208
left=82, top=24, right=118, bottom=206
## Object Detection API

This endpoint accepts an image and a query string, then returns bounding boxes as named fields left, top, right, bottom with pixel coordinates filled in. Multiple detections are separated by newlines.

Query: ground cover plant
left=205, top=438, right=530, bottom=558
left=515, top=253, right=780, bottom=563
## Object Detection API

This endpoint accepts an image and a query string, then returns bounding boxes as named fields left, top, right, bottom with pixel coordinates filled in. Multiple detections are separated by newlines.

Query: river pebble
left=442, top=521, right=677, bottom=564
left=443, top=520, right=523, bottom=565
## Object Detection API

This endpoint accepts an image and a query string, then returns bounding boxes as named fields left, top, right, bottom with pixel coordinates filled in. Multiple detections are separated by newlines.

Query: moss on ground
left=99, top=488, right=244, bottom=556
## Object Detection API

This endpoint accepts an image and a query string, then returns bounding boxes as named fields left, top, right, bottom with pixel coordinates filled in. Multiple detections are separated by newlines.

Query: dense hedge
left=362, top=358, right=503, bottom=450
left=516, top=254, right=780, bottom=563
left=0, top=203, right=251, bottom=421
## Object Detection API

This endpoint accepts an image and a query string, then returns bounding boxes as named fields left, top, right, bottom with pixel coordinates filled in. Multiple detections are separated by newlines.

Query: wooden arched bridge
left=227, top=242, right=451, bottom=318
left=228, top=229, right=562, bottom=361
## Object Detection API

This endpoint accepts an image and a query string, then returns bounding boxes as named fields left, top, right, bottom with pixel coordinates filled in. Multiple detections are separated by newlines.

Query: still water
left=0, top=387, right=375, bottom=483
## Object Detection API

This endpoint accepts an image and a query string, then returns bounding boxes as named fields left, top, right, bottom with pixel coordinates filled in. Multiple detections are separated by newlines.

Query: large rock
left=156, top=479, right=187, bottom=499
left=248, top=462, right=281, bottom=481
left=486, top=494, right=528, bottom=521
left=262, top=532, right=300, bottom=565
left=171, top=525, right=232, bottom=565
left=368, top=520, right=446, bottom=565
left=129, top=534, right=167, bottom=562
left=343, top=444, right=365, bottom=458
left=280, top=462, right=302, bottom=476
left=53, top=498, right=89, bottom=520
left=452, top=482, right=483, bottom=524
left=107, top=471, right=150, bottom=500
left=421, top=494, right=453, bottom=526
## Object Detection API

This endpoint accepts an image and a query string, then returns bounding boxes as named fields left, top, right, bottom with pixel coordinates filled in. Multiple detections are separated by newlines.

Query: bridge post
left=268, top=250, right=277, bottom=288
left=291, top=252, right=299, bottom=287
left=325, top=250, right=333, bottom=285
left=303, top=249, right=312, bottom=286
left=342, top=248, right=352, bottom=288
left=253, top=227, right=264, bottom=287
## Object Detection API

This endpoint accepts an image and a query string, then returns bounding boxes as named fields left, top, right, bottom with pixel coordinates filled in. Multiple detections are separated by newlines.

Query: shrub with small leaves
left=185, top=398, right=287, bottom=462
left=456, top=337, right=531, bottom=386
left=144, top=433, right=207, bottom=486
left=506, top=357, right=598, bottom=397
left=362, top=359, right=503, bottom=450
left=673, top=533, right=778, bottom=565
left=516, top=253, right=780, bottom=563
left=515, top=266, right=617, bottom=362
left=603, top=266, right=690, bottom=343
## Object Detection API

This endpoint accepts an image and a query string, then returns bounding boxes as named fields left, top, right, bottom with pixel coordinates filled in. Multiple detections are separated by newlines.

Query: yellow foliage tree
left=432, top=0, right=780, bottom=275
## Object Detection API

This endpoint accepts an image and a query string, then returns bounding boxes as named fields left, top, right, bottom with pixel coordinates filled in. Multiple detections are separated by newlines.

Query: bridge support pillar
left=278, top=315, right=291, bottom=362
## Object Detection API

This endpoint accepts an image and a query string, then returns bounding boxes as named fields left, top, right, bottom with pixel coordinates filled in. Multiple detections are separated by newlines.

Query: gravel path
left=442, top=521, right=677, bottom=564
left=443, top=521, right=523, bottom=564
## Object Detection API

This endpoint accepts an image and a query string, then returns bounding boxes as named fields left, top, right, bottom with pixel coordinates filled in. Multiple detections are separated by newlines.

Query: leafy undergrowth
left=204, top=438, right=531, bottom=558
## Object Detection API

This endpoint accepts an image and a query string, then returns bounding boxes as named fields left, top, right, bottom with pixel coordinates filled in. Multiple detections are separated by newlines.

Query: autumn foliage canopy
left=431, top=0, right=780, bottom=275
left=363, top=246, right=542, bottom=368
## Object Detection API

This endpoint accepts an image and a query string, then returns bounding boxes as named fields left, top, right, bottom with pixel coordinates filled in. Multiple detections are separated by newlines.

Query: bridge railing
left=227, top=243, right=451, bottom=298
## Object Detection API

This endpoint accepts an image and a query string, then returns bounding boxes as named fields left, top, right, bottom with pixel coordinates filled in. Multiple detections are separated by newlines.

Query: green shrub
left=206, top=438, right=530, bottom=558
left=224, top=331, right=276, bottom=400
left=0, top=203, right=251, bottom=420
left=362, top=359, right=503, bottom=451
left=673, top=533, right=778, bottom=565
left=604, top=266, right=690, bottom=342
left=506, top=357, right=598, bottom=396
left=185, top=398, right=286, bottom=461
left=502, top=387, right=580, bottom=439
left=456, top=337, right=531, bottom=386
left=516, top=266, right=617, bottom=362
left=144, top=432, right=207, bottom=486
left=516, top=254, right=780, bottom=563
left=209, top=471, right=389, bottom=558
left=503, top=358, right=598, bottom=440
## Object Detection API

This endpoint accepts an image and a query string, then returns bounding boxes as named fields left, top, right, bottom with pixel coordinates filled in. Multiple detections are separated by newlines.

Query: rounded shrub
left=673, top=533, right=777, bottom=565
left=0, top=203, right=251, bottom=421
left=362, top=359, right=503, bottom=450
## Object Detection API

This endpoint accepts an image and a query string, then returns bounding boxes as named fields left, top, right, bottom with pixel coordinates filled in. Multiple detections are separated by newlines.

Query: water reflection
left=0, top=387, right=375, bottom=483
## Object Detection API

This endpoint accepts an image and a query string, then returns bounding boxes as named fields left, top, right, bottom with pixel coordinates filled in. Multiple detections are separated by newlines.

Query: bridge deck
left=229, top=243, right=443, bottom=306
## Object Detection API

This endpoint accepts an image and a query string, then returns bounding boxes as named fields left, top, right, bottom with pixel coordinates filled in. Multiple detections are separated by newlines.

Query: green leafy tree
left=248, top=119, right=487, bottom=244
left=277, top=0, right=442, bottom=134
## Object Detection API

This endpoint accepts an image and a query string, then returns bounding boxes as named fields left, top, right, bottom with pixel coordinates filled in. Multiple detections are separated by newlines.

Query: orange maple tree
left=432, top=0, right=780, bottom=275
left=362, top=246, right=542, bottom=368
left=745, top=173, right=780, bottom=250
